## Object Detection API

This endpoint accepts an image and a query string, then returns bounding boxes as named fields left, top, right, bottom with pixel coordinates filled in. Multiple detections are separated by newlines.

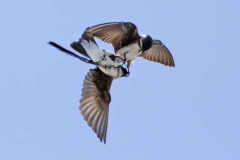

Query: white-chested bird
left=49, top=33, right=128, bottom=143
left=85, top=22, right=175, bottom=69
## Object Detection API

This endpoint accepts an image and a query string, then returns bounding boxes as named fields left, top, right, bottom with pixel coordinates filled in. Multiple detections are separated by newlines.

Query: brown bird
left=49, top=34, right=128, bottom=143
left=76, top=38, right=128, bottom=143
left=85, top=22, right=175, bottom=69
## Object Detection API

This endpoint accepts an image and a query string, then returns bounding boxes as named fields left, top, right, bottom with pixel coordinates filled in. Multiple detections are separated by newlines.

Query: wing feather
left=85, top=22, right=139, bottom=52
left=140, top=40, right=175, bottom=66
left=80, top=68, right=113, bottom=143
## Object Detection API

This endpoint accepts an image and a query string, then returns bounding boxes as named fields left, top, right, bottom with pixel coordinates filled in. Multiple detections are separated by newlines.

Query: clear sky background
left=0, top=0, right=239, bottom=159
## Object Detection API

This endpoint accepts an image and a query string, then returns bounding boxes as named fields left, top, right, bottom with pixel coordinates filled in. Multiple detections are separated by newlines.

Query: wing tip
left=168, top=61, right=175, bottom=67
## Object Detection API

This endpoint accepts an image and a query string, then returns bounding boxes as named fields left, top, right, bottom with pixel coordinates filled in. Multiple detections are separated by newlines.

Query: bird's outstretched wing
left=139, top=40, right=175, bottom=66
left=80, top=68, right=113, bottom=143
left=85, top=22, right=139, bottom=52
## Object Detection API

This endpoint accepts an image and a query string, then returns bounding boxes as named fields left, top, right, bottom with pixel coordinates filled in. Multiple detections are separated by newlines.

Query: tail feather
left=71, top=41, right=90, bottom=58
left=71, top=31, right=98, bottom=58
left=48, top=41, right=95, bottom=65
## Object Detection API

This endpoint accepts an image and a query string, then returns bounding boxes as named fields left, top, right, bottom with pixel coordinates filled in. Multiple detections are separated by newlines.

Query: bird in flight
left=49, top=33, right=128, bottom=143
left=48, top=22, right=175, bottom=144
left=85, top=22, right=175, bottom=69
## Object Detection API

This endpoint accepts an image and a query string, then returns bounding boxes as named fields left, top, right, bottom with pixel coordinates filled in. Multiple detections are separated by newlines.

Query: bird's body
left=115, top=42, right=142, bottom=63
left=85, top=22, right=175, bottom=68
left=48, top=21, right=175, bottom=144
left=49, top=34, right=128, bottom=143
left=73, top=38, right=128, bottom=143
left=77, top=39, right=126, bottom=78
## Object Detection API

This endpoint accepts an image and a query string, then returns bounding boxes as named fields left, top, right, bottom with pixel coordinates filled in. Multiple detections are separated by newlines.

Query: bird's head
left=140, top=34, right=153, bottom=51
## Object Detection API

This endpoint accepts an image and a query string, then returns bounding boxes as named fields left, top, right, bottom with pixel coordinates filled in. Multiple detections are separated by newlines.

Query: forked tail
left=48, top=41, right=95, bottom=65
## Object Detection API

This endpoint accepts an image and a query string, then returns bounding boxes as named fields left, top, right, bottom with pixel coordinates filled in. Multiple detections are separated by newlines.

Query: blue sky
left=0, top=0, right=240, bottom=159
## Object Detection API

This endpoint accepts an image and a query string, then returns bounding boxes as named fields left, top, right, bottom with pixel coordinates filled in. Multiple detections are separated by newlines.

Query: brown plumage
left=80, top=68, right=113, bottom=143
left=48, top=38, right=127, bottom=143
left=86, top=22, right=139, bottom=52
left=85, top=22, right=175, bottom=67
left=140, top=40, right=175, bottom=66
